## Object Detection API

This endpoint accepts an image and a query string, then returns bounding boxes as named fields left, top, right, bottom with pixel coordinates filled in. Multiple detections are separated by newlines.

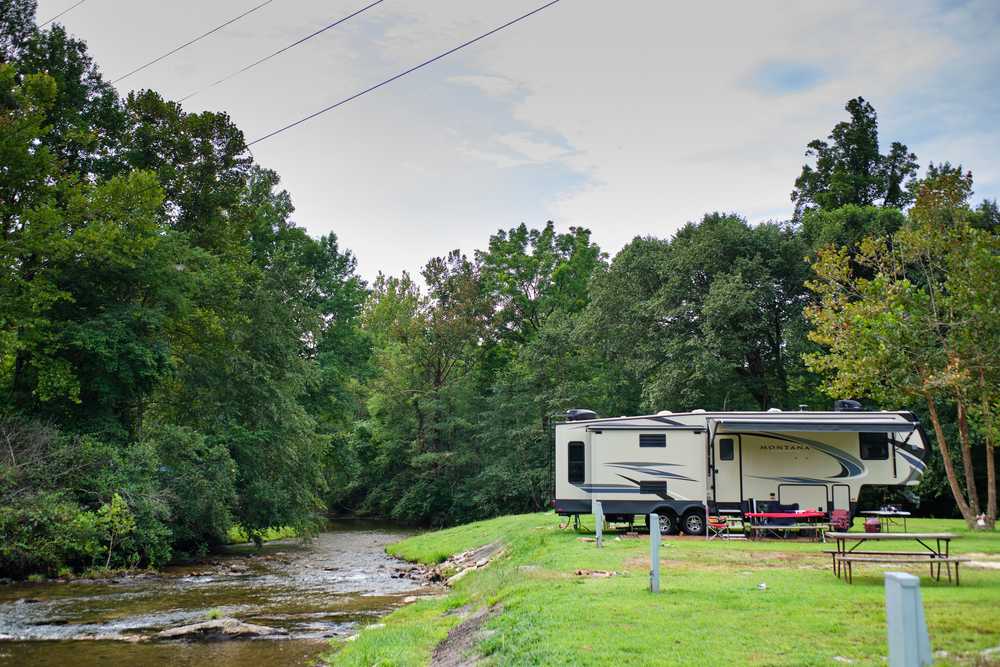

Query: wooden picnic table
left=745, top=511, right=827, bottom=520
left=824, top=532, right=966, bottom=584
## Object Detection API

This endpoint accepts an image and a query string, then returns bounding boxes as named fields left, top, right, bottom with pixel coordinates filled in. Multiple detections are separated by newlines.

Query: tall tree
left=0, top=0, right=36, bottom=61
left=806, top=167, right=999, bottom=528
left=584, top=214, right=814, bottom=411
left=792, top=97, right=918, bottom=219
left=477, top=222, right=603, bottom=345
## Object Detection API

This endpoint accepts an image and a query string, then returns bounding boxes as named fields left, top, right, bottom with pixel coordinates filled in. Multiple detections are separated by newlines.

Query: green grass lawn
left=326, top=515, right=1000, bottom=666
left=225, top=525, right=298, bottom=544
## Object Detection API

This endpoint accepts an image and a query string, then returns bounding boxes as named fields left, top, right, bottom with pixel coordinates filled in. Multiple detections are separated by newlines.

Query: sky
left=37, top=0, right=1000, bottom=281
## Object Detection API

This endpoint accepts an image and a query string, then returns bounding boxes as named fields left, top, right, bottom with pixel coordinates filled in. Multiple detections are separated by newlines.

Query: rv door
left=713, top=435, right=742, bottom=505
left=832, top=484, right=850, bottom=511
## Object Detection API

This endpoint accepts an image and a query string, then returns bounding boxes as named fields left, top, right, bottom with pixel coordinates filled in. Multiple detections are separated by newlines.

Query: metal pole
left=650, top=513, right=660, bottom=592
left=885, top=572, right=931, bottom=667
left=592, top=500, right=603, bottom=548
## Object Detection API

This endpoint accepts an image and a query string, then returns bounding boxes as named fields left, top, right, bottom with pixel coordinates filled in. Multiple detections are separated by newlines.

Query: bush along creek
left=0, top=521, right=442, bottom=667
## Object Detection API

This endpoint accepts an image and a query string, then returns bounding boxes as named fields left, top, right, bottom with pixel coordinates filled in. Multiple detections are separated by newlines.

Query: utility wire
left=247, top=0, right=561, bottom=147
left=112, top=0, right=277, bottom=85
left=180, top=0, right=385, bottom=103
left=39, top=0, right=89, bottom=28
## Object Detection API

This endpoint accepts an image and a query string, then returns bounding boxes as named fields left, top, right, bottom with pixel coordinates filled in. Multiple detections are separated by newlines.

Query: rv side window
left=719, top=438, right=734, bottom=461
left=639, top=433, right=666, bottom=448
left=568, top=442, right=585, bottom=483
left=859, top=432, right=889, bottom=460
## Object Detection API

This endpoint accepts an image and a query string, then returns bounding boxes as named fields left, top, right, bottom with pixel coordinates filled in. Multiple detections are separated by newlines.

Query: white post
left=885, top=572, right=931, bottom=667
left=592, top=500, right=603, bottom=548
left=650, top=513, right=660, bottom=592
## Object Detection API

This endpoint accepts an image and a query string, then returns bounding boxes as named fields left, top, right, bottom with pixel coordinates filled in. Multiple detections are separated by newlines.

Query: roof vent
left=834, top=399, right=863, bottom=412
left=692, top=408, right=706, bottom=413
left=768, top=408, right=782, bottom=413
left=657, top=410, right=673, bottom=415
left=565, top=409, right=598, bottom=422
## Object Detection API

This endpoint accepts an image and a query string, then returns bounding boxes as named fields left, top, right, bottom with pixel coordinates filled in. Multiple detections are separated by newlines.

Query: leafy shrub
left=145, top=423, right=237, bottom=556
left=0, top=492, right=103, bottom=578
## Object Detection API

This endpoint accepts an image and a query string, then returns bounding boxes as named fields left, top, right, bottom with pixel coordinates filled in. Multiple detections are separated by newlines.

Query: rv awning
left=710, top=418, right=918, bottom=434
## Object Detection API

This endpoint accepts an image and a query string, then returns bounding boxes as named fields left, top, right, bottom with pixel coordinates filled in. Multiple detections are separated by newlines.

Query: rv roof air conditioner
left=565, top=409, right=598, bottom=422
left=834, top=399, right=863, bottom=412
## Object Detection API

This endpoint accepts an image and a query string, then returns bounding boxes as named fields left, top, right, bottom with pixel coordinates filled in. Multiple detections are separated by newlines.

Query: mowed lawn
left=326, top=514, right=1000, bottom=666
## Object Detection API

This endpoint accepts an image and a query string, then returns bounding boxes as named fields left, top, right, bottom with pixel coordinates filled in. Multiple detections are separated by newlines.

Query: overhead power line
left=39, top=0, right=89, bottom=28
left=247, top=0, right=561, bottom=147
left=112, top=0, right=277, bottom=85
left=180, top=0, right=386, bottom=103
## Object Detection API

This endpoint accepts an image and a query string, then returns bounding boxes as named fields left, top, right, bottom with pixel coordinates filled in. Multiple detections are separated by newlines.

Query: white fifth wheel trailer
left=553, top=406, right=929, bottom=535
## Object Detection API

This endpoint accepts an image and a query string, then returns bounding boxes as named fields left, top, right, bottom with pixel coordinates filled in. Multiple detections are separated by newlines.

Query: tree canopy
left=2, top=5, right=998, bottom=578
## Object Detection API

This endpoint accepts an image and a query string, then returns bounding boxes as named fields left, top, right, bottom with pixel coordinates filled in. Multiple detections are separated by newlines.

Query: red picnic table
left=744, top=511, right=829, bottom=540
left=744, top=511, right=826, bottom=520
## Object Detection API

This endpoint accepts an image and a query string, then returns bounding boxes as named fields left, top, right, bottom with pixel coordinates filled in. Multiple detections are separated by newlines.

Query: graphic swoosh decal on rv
left=751, top=476, right=838, bottom=484
left=756, top=432, right=865, bottom=479
left=606, top=462, right=695, bottom=482
left=896, top=448, right=926, bottom=472
left=576, top=484, right=642, bottom=494
left=575, top=482, right=690, bottom=501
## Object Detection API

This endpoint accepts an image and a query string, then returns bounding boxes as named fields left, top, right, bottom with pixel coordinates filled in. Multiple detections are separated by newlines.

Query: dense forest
left=2, top=3, right=998, bottom=578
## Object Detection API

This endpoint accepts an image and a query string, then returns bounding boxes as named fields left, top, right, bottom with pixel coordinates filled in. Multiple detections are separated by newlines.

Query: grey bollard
left=650, top=513, right=660, bottom=592
left=592, top=500, right=603, bottom=548
left=885, top=572, right=931, bottom=667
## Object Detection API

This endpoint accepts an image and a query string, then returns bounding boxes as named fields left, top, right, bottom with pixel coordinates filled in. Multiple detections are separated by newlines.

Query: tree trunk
left=980, top=369, right=997, bottom=530
left=986, top=439, right=997, bottom=530
left=925, top=394, right=976, bottom=526
left=956, top=401, right=982, bottom=516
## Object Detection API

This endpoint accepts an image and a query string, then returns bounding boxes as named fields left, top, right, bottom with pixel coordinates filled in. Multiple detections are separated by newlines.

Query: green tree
left=0, top=0, right=36, bottom=61
left=792, top=97, right=918, bottom=219
left=477, top=222, right=604, bottom=345
left=800, top=204, right=906, bottom=255
left=806, top=168, right=999, bottom=528
left=97, top=493, right=136, bottom=568
left=584, top=214, right=815, bottom=411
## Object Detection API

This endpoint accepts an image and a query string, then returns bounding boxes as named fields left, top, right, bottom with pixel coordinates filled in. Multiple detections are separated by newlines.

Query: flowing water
left=0, top=520, right=437, bottom=666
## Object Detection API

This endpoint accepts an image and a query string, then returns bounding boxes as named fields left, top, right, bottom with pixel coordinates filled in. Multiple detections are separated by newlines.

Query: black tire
left=647, top=511, right=679, bottom=536
left=681, top=510, right=705, bottom=536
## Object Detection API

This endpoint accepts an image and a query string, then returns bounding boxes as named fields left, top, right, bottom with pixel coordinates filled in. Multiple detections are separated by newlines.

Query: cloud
left=750, top=62, right=828, bottom=96
left=447, top=74, right=519, bottom=97
left=44, top=0, right=1000, bottom=280
left=495, top=132, right=573, bottom=163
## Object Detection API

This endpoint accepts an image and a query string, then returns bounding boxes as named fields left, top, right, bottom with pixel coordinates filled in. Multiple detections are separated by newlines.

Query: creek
left=0, top=520, right=436, bottom=666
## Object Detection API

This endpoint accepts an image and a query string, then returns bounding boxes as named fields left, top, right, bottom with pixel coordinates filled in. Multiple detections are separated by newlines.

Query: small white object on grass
left=757, top=583, right=767, bottom=591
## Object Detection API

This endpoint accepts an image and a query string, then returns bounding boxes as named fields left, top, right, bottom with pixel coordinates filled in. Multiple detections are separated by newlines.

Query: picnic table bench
left=836, top=555, right=969, bottom=584
left=749, top=523, right=830, bottom=541
left=825, top=532, right=968, bottom=585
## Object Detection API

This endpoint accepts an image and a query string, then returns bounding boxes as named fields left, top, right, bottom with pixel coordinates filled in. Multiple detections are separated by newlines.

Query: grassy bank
left=326, top=514, right=1000, bottom=666
left=225, top=525, right=298, bottom=545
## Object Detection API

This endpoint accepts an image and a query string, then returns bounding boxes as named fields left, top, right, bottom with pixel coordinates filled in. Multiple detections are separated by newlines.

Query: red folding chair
left=831, top=509, right=850, bottom=532
left=707, top=515, right=728, bottom=540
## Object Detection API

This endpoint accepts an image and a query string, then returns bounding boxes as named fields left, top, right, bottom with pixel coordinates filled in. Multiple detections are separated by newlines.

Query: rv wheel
left=681, top=510, right=705, bottom=536
left=647, top=511, right=678, bottom=535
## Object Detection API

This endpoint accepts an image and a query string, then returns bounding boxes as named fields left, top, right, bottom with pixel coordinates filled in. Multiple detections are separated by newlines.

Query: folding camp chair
left=707, top=515, right=729, bottom=540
